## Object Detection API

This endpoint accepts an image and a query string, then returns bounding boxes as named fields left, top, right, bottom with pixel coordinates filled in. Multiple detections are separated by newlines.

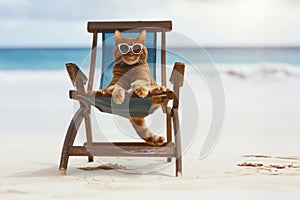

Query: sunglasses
left=117, top=43, right=143, bottom=55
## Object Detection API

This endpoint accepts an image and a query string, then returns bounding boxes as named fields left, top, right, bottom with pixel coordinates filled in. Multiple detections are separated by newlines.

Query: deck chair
left=59, top=21, right=185, bottom=176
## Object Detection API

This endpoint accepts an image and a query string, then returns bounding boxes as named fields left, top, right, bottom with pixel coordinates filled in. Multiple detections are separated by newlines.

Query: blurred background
left=1, top=0, right=300, bottom=47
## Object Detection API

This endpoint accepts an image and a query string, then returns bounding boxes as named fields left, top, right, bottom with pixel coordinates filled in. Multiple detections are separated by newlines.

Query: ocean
left=1, top=47, right=300, bottom=71
left=0, top=47, right=299, bottom=134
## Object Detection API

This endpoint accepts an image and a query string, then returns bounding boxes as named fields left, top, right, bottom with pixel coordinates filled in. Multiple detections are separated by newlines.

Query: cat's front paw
left=112, top=86, right=125, bottom=104
left=134, top=86, right=149, bottom=98
left=150, top=85, right=167, bottom=94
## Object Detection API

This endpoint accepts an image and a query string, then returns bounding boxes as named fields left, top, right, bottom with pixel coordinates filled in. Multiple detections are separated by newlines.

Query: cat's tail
left=129, top=117, right=165, bottom=146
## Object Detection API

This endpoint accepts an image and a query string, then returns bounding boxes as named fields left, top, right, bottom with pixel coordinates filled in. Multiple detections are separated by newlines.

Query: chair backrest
left=86, top=21, right=172, bottom=92
left=100, top=31, right=157, bottom=89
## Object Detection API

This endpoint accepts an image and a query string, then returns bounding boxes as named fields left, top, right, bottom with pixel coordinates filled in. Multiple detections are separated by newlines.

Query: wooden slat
left=84, top=112, right=93, bottom=156
left=161, top=31, right=166, bottom=86
left=166, top=107, right=172, bottom=144
left=173, top=108, right=182, bottom=176
left=68, top=146, right=91, bottom=156
left=84, top=142, right=170, bottom=147
left=170, top=62, right=185, bottom=86
left=166, top=107, right=173, bottom=162
left=59, top=107, right=85, bottom=172
left=68, top=142, right=175, bottom=157
left=65, top=63, right=88, bottom=87
left=88, top=21, right=172, bottom=33
left=170, top=62, right=185, bottom=109
left=87, top=31, right=98, bottom=92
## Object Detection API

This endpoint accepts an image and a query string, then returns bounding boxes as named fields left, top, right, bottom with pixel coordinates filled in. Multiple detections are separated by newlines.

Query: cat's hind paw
left=143, top=135, right=165, bottom=146
left=150, top=85, right=167, bottom=95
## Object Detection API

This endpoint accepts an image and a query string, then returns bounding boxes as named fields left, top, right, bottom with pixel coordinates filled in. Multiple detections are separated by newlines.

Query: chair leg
left=84, top=111, right=94, bottom=162
left=88, top=155, right=94, bottom=162
left=166, top=107, right=172, bottom=162
left=59, top=107, right=85, bottom=175
left=172, top=108, right=182, bottom=177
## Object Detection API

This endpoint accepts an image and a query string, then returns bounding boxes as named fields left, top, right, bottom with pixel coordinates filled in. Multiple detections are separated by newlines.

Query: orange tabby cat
left=99, top=30, right=166, bottom=146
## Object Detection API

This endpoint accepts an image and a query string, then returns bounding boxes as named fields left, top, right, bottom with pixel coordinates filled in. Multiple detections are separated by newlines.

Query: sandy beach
left=0, top=65, right=300, bottom=199
left=1, top=0, right=300, bottom=198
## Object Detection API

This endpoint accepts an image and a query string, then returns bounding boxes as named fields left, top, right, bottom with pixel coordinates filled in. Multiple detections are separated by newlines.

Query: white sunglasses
left=118, top=43, right=143, bottom=55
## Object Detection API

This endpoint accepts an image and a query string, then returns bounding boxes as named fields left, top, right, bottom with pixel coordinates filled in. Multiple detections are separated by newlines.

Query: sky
left=0, top=0, right=300, bottom=47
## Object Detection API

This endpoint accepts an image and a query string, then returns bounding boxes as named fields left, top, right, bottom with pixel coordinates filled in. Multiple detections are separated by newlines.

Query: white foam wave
left=184, top=63, right=300, bottom=78
left=0, top=70, right=67, bottom=82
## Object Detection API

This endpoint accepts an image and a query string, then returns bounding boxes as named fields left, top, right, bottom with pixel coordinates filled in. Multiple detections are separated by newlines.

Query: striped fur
left=102, top=30, right=165, bottom=146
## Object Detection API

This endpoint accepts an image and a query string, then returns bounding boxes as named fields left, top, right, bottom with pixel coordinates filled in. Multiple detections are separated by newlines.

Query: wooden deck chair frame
left=59, top=21, right=185, bottom=176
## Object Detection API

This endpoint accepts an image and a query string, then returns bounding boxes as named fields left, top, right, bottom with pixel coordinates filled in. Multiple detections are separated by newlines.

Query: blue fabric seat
left=80, top=95, right=152, bottom=117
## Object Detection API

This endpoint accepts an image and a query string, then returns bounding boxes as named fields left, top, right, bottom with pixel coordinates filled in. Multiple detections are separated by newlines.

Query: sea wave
left=0, top=63, right=299, bottom=133
left=185, top=63, right=300, bottom=78
left=1, top=63, right=300, bottom=82
left=0, top=69, right=68, bottom=82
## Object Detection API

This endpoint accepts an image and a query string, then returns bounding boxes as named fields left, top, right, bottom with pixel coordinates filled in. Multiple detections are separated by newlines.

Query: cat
left=97, top=30, right=166, bottom=146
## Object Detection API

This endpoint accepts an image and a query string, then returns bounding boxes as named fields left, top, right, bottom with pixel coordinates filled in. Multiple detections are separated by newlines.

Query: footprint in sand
left=235, top=154, right=300, bottom=176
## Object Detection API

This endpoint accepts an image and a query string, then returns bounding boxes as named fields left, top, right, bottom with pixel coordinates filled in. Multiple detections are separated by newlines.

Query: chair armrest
left=170, top=62, right=185, bottom=87
left=169, top=62, right=185, bottom=108
left=66, top=63, right=88, bottom=93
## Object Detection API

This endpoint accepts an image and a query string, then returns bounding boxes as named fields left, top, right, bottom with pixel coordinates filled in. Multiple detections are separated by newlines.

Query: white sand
left=0, top=66, right=300, bottom=199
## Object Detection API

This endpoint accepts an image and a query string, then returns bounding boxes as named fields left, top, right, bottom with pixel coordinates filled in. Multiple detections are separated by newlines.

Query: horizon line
left=1, top=45, right=300, bottom=50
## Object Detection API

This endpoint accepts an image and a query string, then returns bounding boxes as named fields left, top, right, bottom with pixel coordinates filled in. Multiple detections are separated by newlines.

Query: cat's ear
left=137, top=29, right=146, bottom=44
left=114, top=30, right=124, bottom=44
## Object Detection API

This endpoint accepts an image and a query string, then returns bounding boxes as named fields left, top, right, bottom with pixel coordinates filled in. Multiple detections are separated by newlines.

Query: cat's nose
left=128, top=51, right=134, bottom=56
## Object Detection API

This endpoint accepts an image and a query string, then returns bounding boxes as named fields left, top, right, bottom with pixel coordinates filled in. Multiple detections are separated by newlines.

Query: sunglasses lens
left=132, top=44, right=142, bottom=54
left=119, top=44, right=129, bottom=54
